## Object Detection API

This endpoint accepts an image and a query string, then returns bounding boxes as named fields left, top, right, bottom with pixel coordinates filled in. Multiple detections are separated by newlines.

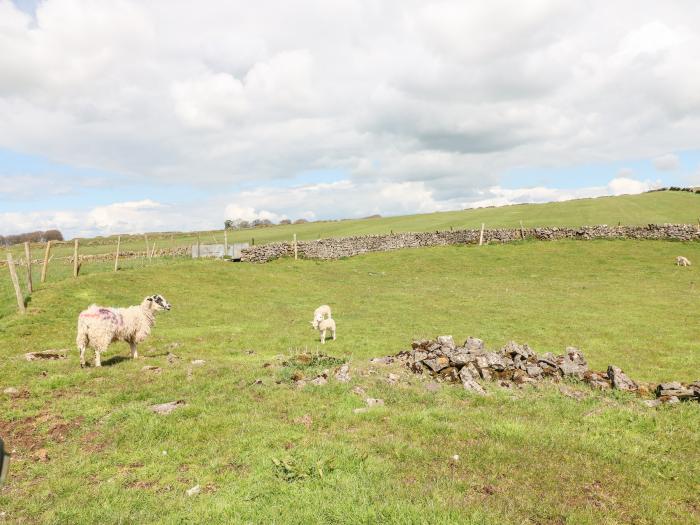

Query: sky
left=1, top=0, right=700, bottom=238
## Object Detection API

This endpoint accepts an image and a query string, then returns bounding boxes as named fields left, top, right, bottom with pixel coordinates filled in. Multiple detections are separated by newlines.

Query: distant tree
left=224, top=220, right=234, bottom=230
left=293, top=218, right=309, bottom=224
left=44, top=229, right=64, bottom=242
left=279, top=219, right=291, bottom=225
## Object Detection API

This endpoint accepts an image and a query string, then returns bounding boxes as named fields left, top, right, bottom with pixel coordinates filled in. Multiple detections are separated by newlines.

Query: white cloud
left=0, top=176, right=660, bottom=238
left=653, top=153, right=680, bottom=171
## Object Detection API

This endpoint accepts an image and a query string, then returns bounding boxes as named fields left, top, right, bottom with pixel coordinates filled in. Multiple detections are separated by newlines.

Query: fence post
left=73, top=239, right=80, bottom=277
left=24, top=242, right=33, bottom=293
left=479, top=223, right=485, bottom=246
left=114, top=235, right=121, bottom=272
left=196, top=234, right=200, bottom=258
left=41, top=240, right=51, bottom=283
left=519, top=220, right=525, bottom=240
left=150, top=241, right=156, bottom=259
left=224, top=229, right=228, bottom=258
left=144, top=234, right=151, bottom=261
left=251, top=237, right=255, bottom=246
left=294, top=234, right=298, bottom=260
left=7, top=252, right=26, bottom=314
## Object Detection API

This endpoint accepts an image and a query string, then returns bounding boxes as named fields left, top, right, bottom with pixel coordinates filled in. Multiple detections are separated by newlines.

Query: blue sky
left=1, top=1, right=699, bottom=237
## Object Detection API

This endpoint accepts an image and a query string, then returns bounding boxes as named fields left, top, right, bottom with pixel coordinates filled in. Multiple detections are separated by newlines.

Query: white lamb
left=311, top=304, right=332, bottom=329
left=676, top=256, right=692, bottom=267
left=315, top=317, right=336, bottom=344
left=76, top=294, right=171, bottom=367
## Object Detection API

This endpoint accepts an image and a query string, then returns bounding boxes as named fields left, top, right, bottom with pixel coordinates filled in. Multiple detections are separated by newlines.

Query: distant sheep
left=315, top=317, right=336, bottom=344
left=76, top=294, right=171, bottom=367
left=676, top=256, right=692, bottom=267
left=311, top=304, right=332, bottom=329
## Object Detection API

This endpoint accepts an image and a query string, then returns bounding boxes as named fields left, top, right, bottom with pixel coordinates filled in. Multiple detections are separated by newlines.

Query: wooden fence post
left=41, top=240, right=51, bottom=283
left=150, top=241, right=156, bottom=259
left=479, top=223, right=485, bottom=246
left=114, top=235, right=121, bottom=272
left=224, top=229, right=228, bottom=258
left=73, top=239, right=80, bottom=277
left=251, top=237, right=255, bottom=246
left=144, top=234, right=151, bottom=261
left=24, top=242, right=33, bottom=293
left=196, top=234, right=201, bottom=258
left=520, top=220, right=525, bottom=240
left=7, top=253, right=26, bottom=314
left=294, top=234, right=298, bottom=260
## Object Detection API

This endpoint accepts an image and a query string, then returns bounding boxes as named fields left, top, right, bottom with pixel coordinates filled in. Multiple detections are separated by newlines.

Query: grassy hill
left=1, top=191, right=699, bottom=522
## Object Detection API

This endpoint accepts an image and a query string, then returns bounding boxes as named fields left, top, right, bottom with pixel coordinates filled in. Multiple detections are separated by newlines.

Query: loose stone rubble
left=381, top=336, right=699, bottom=406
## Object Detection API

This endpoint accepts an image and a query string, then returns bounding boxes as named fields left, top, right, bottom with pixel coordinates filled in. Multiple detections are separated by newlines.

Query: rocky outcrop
left=240, top=224, right=700, bottom=262
left=378, top=336, right=700, bottom=406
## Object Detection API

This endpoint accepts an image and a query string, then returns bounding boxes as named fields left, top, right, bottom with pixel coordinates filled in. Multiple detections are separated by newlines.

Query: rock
left=655, top=382, right=695, bottom=400
left=411, top=339, right=430, bottom=350
left=665, top=396, right=681, bottom=405
left=150, top=400, right=186, bottom=415
left=365, top=398, right=385, bottom=407
left=253, top=378, right=264, bottom=385
left=501, top=341, right=534, bottom=359
left=190, top=359, right=206, bottom=366
left=423, top=357, right=450, bottom=373
left=464, top=337, right=485, bottom=353
left=557, top=349, right=588, bottom=379
left=386, top=373, right=400, bottom=385
left=412, top=350, right=429, bottom=362
left=310, top=375, right=328, bottom=386
left=294, top=380, right=307, bottom=389
left=33, top=448, right=49, bottom=462
left=437, top=335, right=456, bottom=350
left=643, top=399, right=662, bottom=408
left=370, top=356, right=393, bottom=365
left=458, top=367, right=486, bottom=395
left=351, top=386, right=366, bottom=397
left=141, top=366, right=162, bottom=373
left=537, top=352, right=557, bottom=367
left=438, top=367, right=460, bottom=382
left=526, top=365, right=543, bottom=378
left=166, top=352, right=180, bottom=365
left=450, top=350, right=476, bottom=366
left=484, top=352, right=506, bottom=371
left=186, top=485, right=201, bottom=496
left=24, top=349, right=67, bottom=361
left=425, top=381, right=441, bottom=393
left=3, top=387, right=19, bottom=396
left=607, top=366, right=637, bottom=391
left=334, top=364, right=351, bottom=383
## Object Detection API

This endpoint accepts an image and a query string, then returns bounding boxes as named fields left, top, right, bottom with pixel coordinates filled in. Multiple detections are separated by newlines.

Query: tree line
left=0, top=229, right=64, bottom=246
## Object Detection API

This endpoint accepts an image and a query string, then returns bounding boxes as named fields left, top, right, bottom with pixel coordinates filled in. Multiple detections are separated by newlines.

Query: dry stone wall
left=241, top=224, right=700, bottom=262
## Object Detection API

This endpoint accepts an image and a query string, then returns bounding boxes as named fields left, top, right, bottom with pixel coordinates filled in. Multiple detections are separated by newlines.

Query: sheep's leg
left=320, top=329, right=326, bottom=344
left=332, top=328, right=336, bottom=341
left=79, top=345, right=87, bottom=368
left=94, top=348, right=102, bottom=367
left=129, top=341, right=138, bottom=359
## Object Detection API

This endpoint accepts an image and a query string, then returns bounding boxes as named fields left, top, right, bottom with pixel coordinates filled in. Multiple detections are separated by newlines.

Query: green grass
left=1, top=240, right=699, bottom=523
left=5, top=191, right=700, bottom=263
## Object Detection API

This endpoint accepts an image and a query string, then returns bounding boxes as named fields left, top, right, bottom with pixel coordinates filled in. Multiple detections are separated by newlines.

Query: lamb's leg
left=321, top=329, right=326, bottom=344
left=79, top=344, right=87, bottom=368
left=129, top=341, right=139, bottom=359
left=94, top=348, right=102, bottom=367
left=332, top=328, right=336, bottom=341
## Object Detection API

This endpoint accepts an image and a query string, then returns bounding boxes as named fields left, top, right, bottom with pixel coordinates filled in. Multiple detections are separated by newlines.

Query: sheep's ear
left=146, top=296, right=153, bottom=302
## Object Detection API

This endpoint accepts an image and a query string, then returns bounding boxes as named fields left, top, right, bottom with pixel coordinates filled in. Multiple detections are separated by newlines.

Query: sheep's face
left=146, top=294, right=171, bottom=311
left=311, top=313, right=324, bottom=329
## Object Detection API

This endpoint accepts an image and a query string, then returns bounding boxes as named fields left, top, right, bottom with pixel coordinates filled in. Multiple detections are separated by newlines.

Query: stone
left=436, top=335, right=455, bottom=350
left=412, top=350, right=428, bottom=362
left=370, top=357, right=393, bottom=365
left=365, top=398, right=385, bottom=407
left=334, top=364, right=351, bottom=383
left=310, top=375, right=328, bottom=386
left=656, top=383, right=695, bottom=400
left=458, top=367, right=486, bottom=395
left=351, top=386, right=366, bottom=397
left=3, top=387, right=19, bottom=396
left=191, top=359, right=206, bottom=366
left=425, top=381, right=441, bottom=393
left=484, top=352, right=506, bottom=371
left=141, top=366, right=162, bottom=373
left=386, top=373, right=400, bottom=385
left=643, top=399, right=662, bottom=408
left=186, top=485, right=201, bottom=496
left=438, top=367, right=460, bottom=382
left=665, top=396, right=681, bottom=405
left=450, top=351, right=476, bottom=366
left=557, top=349, right=588, bottom=379
left=150, top=400, right=186, bottom=415
left=411, top=339, right=430, bottom=350
left=537, top=352, right=557, bottom=367
left=526, top=365, right=543, bottom=378
left=294, top=380, right=307, bottom=389
left=464, top=337, right=485, bottom=352
left=607, top=366, right=637, bottom=391
left=423, top=357, right=450, bottom=373
left=166, top=352, right=180, bottom=365
left=501, top=341, right=533, bottom=359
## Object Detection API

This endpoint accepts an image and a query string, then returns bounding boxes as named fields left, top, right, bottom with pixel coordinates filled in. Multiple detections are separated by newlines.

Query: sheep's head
left=144, top=294, right=171, bottom=311
left=311, top=313, right=324, bottom=329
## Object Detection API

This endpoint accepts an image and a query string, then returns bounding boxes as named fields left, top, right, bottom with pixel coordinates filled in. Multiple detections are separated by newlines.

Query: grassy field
left=1, top=239, right=699, bottom=523
left=4, top=191, right=700, bottom=263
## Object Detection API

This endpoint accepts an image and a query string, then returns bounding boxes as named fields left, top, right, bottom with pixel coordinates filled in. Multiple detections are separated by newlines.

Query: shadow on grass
left=101, top=355, right=130, bottom=367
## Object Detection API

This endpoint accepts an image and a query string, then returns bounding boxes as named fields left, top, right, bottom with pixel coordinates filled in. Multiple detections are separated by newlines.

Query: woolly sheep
left=315, top=317, right=336, bottom=344
left=76, top=294, right=171, bottom=367
left=311, top=304, right=332, bottom=329
left=676, top=256, right=692, bottom=266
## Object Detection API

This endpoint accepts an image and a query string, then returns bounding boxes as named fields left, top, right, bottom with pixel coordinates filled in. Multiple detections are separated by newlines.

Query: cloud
left=0, top=176, right=660, bottom=238
left=652, top=153, right=680, bottom=171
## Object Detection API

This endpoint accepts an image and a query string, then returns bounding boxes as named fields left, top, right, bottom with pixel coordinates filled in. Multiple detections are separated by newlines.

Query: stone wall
left=241, top=224, right=700, bottom=262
